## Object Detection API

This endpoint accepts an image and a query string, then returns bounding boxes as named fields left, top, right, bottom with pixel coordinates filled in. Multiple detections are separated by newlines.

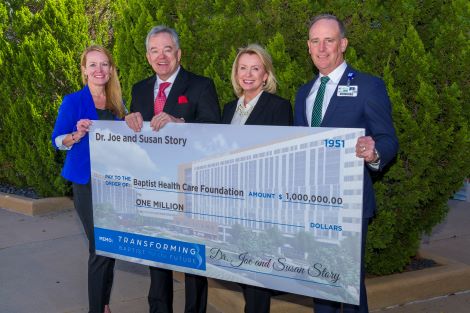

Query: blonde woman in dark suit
left=222, top=44, right=293, bottom=313
left=222, top=44, right=292, bottom=127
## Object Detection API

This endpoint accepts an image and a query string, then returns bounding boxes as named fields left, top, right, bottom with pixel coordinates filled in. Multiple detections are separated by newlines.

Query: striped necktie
left=311, top=76, right=330, bottom=127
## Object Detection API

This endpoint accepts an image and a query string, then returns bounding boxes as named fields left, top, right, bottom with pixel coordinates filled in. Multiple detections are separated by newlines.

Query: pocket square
left=178, top=95, right=188, bottom=104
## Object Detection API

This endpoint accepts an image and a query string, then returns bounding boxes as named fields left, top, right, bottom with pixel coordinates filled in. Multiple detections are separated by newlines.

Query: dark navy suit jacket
left=294, top=65, right=398, bottom=218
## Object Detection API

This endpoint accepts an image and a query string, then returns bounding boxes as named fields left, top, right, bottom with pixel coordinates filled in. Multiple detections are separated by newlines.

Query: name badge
left=337, top=85, right=358, bottom=97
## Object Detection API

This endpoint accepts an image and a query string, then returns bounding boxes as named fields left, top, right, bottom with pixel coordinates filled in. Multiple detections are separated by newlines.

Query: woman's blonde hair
left=80, top=45, right=125, bottom=118
left=231, top=43, right=278, bottom=98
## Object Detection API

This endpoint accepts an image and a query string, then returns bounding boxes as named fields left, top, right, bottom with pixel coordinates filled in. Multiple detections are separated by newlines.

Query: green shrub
left=0, top=0, right=114, bottom=196
left=0, top=0, right=468, bottom=274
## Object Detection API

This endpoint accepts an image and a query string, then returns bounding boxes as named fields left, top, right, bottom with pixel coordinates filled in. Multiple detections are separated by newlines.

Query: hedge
left=1, top=0, right=468, bottom=274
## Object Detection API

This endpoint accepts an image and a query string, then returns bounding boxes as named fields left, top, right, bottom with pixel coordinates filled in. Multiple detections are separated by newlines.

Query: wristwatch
left=372, top=148, right=380, bottom=163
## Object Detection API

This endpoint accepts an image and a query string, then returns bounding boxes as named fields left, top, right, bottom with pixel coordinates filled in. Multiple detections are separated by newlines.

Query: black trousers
left=148, top=267, right=207, bottom=313
left=73, top=182, right=116, bottom=313
left=241, top=284, right=272, bottom=313
left=313, top=218, right=370, bottom=313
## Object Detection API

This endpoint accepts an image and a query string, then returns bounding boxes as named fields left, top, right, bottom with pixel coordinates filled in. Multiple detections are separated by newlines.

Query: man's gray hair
left=309, top=14, right=346, bottom=38
left=145, top=25, right=180, bottom=50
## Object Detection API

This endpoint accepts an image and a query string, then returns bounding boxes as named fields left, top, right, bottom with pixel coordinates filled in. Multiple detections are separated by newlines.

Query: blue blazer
left=51, top=85, right=121, bottom=184
left=294, top=65, right=398, bottom=218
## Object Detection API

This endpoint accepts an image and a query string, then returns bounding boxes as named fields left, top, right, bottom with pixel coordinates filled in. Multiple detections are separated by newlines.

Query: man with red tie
left=125, top=25, right=220, bottom=313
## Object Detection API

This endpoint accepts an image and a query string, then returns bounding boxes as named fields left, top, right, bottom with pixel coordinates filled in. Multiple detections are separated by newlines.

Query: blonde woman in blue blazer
left=52, top=45, right=126, bottom=313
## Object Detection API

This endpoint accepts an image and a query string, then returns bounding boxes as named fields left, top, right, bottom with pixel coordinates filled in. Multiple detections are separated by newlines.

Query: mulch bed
left=366, top=255, right=439, bottom=278
left=403, top=255, right=439, bottom=272
left=0, top=183, right=41, bottom=199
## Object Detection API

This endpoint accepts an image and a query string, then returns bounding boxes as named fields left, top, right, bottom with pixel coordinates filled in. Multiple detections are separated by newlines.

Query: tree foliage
left=0, top=0, right=88, bottom=196
left=0, top=0, right=116, bottom=196
left=0, top=0, right=468, bottom=274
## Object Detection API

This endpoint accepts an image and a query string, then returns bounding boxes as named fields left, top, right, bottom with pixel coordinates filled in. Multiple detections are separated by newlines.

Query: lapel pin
left=347, top=72, right=355, bottom=86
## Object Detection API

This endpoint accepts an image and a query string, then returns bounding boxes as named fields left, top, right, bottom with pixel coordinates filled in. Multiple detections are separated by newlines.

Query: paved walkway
left=370, top=199, right=470, bottom=313
left=0, top=200, right=468, bottom=313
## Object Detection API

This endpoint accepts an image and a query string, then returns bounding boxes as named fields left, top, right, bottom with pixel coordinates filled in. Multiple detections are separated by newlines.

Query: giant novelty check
left=90, top=121, right=365, bottom=305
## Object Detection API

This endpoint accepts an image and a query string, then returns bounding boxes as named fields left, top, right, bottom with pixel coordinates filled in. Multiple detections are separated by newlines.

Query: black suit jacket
left=130, top=67, right=221, bottom=123
left=222, top=91, right=292, bottom=126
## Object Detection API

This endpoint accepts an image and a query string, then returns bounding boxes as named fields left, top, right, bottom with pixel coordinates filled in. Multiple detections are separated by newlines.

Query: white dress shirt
left=153, top=66, right=181, bottom=101
left=306, top=61, right=347, bottom=126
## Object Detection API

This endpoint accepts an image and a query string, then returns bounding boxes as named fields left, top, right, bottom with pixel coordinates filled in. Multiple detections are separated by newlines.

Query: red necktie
left=154, top=82, right=171, bottom=115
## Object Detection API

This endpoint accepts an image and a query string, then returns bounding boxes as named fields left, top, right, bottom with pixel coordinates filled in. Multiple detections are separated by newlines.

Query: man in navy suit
left=294, top=14, right=398, bottom=313
left=125, top=26, right=220, bottom=313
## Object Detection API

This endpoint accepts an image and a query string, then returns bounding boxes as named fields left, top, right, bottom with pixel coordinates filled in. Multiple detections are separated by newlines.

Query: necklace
left=235, top=102, right=255, bottom=117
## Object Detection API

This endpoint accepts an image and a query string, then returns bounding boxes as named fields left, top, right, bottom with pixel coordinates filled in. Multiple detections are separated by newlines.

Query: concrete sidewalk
left=369, top=199, right=470, bottom=313
left=0, top=200, right=469, bottom=313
